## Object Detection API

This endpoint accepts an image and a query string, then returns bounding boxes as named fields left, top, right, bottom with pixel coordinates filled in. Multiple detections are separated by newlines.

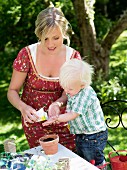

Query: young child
left=43, top=59, right=108, bottom=167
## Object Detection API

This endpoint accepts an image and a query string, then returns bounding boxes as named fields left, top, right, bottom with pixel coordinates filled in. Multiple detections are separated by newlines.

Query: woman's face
left=41, top=26, right=64, bottom=54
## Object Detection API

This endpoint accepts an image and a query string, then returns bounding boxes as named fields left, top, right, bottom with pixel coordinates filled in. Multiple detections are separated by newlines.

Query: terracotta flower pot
left=39, top=134, right=59, bottom=155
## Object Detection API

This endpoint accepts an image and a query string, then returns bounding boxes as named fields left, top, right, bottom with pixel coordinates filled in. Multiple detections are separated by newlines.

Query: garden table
left=24, top=143, right=99, bottom=170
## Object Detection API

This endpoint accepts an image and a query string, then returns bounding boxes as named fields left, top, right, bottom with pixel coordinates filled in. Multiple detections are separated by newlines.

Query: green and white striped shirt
left=66, top=86, right=107, bottom=134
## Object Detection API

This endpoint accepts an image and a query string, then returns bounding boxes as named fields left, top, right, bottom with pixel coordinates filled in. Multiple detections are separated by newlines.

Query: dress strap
left=71, top=50, right=76, bottom=59
left=25, top=46, right=37, bottom=74
left=66, top=46, right=73, bottom=61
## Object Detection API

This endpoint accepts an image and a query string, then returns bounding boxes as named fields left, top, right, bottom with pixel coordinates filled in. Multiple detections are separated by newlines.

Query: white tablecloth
left=24, top=143, right=98, bottom=170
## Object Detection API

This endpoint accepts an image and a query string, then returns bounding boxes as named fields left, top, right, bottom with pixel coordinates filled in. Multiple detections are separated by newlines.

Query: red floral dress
left=13, top=43, right=81, bottom=151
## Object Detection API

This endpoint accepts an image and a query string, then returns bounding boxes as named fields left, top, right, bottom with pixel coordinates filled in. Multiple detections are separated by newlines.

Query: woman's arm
left=7, top=69, right=38, bottom=123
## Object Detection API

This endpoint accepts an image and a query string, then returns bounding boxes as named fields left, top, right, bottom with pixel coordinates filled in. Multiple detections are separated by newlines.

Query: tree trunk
left=71, top=0, right=127, bottom=79
left=71, top=0, right=96, bottom=59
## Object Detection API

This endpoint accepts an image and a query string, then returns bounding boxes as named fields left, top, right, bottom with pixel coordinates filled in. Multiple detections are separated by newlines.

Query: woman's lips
left=48, top=47, right=56, bottom=51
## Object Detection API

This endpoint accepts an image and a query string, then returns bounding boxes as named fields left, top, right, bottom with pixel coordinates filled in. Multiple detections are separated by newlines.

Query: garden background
left=0, top=0, right=127, bottom=164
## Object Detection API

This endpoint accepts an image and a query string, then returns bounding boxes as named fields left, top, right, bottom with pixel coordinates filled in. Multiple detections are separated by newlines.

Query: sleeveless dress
left=13, top=43, right=81, bottom=151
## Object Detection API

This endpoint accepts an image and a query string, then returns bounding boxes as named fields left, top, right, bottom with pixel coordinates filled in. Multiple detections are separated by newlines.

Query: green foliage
left=0, top=0, right=78, bottom=61
left=110, top=31, right=127, bottom=83
left=92, top=31, right=127, bottom=102
left=94, top=14, right=112, bottom=41
left=0, top=0, right=127, bottom=163
left=0, top=0, right=49, bottom=51
left=95, top=0, right=127, bottom=21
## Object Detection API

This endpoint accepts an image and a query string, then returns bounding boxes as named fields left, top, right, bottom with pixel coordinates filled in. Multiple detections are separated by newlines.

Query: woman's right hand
left=7, top=70, right=39, bottom=126
left=20, top=103, right=39, bottom=126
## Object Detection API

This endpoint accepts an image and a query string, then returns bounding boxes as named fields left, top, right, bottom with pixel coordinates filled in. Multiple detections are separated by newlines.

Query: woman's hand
left=20, top=104, right=39, bottom=126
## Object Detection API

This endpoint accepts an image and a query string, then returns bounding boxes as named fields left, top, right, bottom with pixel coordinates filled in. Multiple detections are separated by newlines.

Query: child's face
left=64, top=80, right=85, bottom=97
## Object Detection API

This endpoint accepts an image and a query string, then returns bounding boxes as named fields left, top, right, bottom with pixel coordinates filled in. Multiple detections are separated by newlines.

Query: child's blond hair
left=59, top=59, right=94, bottom=89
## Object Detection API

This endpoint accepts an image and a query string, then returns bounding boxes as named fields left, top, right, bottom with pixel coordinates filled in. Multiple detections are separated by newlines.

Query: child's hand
left=48, top=103, right=60, bottom=118
left=42, top=116, right=58, bottom=126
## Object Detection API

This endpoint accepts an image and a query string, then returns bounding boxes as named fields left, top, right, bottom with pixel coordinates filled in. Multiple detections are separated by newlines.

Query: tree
left=71, top=0, right=127, bottom=79
left=1, top=0, right=127, bottom=79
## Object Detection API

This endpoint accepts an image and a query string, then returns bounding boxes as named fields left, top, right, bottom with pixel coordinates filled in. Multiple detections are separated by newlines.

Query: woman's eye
left=54, top=37, right=59, bottom=40
left=45, top=38, right=48, bottom=41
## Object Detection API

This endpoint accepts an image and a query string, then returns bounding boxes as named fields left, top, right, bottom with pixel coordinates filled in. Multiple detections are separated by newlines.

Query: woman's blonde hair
left=35, top=7, right=71, bottom=46
left=59, top=59, right=94, bottom=89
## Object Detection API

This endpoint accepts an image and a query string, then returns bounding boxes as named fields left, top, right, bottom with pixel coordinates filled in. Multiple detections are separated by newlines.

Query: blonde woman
left=7, top=7, right=81, bottom=151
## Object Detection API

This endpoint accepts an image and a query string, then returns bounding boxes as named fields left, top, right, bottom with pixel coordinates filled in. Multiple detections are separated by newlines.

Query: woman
left=7, top=6, right=81, bottom=151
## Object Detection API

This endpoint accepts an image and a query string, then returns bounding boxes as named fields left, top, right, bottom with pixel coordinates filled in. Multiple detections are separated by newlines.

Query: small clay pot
left=39, top=134, right=59, bottom=155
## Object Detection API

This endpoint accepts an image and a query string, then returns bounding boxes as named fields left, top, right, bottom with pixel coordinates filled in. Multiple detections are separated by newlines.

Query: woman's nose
left=46, top=39, right=54, bottom=47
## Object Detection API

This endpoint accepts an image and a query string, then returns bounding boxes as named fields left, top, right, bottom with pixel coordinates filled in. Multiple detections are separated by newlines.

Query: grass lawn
left=0, top=81, right=29, bottom=152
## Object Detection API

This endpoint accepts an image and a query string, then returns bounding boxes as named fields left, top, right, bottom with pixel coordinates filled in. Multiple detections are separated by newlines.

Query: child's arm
left=42, top=112, right=79, bottom=126
left=57, top=112, right=79, bottom=122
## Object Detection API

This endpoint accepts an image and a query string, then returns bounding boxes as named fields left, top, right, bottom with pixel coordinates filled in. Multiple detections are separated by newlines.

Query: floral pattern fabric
left=13, top=44, right=81, bottom=151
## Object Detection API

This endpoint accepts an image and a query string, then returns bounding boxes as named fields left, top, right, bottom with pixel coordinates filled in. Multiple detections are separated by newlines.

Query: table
left=24, top=143, right=99, bottom=170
